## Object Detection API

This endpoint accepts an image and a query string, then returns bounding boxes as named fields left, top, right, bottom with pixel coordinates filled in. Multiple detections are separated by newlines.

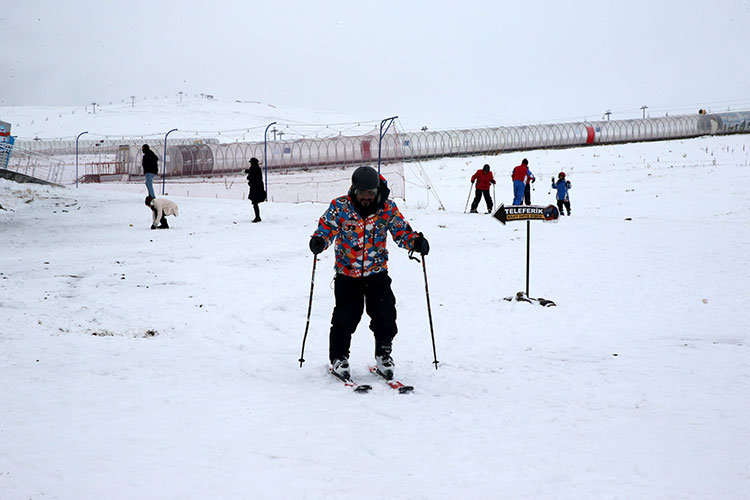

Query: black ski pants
left=557, top=199, right=571, bottom=215
left=329, top=271, right=397, bottom=362
left=470, top=189, right=493, bottom=212
left=151, top=209, right=169, bottom=229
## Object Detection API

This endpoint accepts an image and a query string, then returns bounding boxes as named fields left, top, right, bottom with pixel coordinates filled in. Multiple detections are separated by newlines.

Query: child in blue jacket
left=551, top=172, right=571, bottom=216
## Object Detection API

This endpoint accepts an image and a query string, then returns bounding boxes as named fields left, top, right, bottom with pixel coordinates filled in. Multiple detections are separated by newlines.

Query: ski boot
left=375, top=344, right=395, bottom=380
left=331, top=356, right=351, bottom=380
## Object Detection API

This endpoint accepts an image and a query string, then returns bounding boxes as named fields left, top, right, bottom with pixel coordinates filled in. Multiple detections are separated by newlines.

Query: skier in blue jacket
left=551, top=172, right=571, bottom=216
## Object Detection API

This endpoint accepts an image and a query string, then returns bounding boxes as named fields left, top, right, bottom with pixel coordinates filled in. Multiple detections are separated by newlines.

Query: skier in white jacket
left=145, top=196, right=179, bottom=229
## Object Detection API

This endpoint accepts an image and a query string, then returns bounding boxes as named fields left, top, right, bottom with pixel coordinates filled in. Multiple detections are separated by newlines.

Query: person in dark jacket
left=551, top=171, right=572, bottom=215
left=469, top=164, right=496, bottom=213
left=309, top=166, right=429, bottom=381
left=245, top=157, right=266, bottom=223
left=141, top=144, right=159, bottom=198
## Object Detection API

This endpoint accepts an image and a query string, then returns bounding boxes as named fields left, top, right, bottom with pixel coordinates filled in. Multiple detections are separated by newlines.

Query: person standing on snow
left=511, top=158, right=535, bottom=205
left=308, top=166, right=430, bottom=381
left=524, top=167, right=536, bottom=205
left=469, top=164, right=496, bottom=213
left=551, top=171, right=571, bottom=216
left=141, top=144, right=159, bottom=198
left=245, top=157, right=266, bottom=223
left=145, top=195, right=179, bottom=229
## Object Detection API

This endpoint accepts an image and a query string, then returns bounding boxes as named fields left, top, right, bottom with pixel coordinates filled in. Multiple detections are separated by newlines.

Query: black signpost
left=492, top=204, right=559, bottom=307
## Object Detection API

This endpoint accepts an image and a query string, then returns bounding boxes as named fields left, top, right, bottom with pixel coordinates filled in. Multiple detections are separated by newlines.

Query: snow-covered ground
left=2, top=119, right=750, bottom=498
left=1, top=96, right=399, bottom=143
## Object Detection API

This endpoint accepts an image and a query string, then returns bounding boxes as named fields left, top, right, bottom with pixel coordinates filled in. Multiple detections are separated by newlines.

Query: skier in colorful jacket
left=309, top=166, right=429, bottom=380
left=511, top=158, right=535, bottom=205
left=469, top=164, right=496, bottom=213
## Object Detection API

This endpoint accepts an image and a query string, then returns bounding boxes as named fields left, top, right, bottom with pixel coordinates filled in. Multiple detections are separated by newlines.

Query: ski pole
left=491, top=183, right=496, bottom=211
left=298, top=255, right=317, bottom=367
left=409, top=250, right=439, bottom=369
left=463, top=181, right=475, bottom=213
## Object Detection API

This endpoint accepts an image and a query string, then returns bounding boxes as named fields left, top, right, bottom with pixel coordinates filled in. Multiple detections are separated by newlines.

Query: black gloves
left=413, top=233, right=430, bottom=256
left=309, top=236, right=326, bottom=255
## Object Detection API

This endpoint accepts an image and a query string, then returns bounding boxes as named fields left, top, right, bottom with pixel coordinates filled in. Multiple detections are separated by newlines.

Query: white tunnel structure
left=116, top=111, right=750, bottom=178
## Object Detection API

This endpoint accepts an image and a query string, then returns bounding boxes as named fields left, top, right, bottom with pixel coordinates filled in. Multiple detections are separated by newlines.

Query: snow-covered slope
left=0, top=96, right=373, bottom=142
left=1, top=128, right=749, bottom=499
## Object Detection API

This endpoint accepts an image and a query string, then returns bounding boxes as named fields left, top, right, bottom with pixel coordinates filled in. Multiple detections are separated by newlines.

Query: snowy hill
left=1, top=126, right=750, bottom=498
left=0, top=95, right=374, bottom=142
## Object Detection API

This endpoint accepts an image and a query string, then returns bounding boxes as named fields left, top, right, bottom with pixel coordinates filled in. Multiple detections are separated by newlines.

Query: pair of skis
left=329, top=366, right=414, bottom=394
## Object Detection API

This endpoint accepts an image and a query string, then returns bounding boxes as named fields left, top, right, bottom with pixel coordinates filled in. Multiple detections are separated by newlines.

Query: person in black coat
left=245, top=157, right=266, bottom=222
left=141, top=144, right=159, bottom=198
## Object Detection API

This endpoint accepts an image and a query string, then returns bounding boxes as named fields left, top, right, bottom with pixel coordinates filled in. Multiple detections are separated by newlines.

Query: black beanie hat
left=351, top=166, right=380, bottom=190
left=483, top=164, right=490, bottom=172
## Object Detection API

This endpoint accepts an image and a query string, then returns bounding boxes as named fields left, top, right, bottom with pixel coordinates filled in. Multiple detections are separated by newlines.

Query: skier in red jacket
left=511, top=158, right=535, bottom=205
left=469, top=164, right=496, bottom=213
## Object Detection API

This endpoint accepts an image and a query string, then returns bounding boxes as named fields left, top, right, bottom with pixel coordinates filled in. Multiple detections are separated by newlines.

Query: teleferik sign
left=492, top=203, right=559, bottom=307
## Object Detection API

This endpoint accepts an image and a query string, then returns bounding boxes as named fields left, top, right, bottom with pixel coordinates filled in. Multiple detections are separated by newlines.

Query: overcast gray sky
left=2, top=0, right=750, bottom=126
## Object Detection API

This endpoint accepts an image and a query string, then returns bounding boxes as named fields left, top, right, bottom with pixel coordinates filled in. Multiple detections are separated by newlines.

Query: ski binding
left=368, top=366, right=414, bottom=394
left=329, top=368, right=372, bottom=393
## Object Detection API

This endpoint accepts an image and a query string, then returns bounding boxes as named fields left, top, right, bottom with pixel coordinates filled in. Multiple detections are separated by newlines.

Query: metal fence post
left=75, top=131, right=88, bottom=188
left=264, top=121, right=276, bottom=196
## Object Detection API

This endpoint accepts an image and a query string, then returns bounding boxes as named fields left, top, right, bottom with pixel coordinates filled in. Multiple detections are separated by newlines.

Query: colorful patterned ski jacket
left=312, top=185, right=421, bottom=278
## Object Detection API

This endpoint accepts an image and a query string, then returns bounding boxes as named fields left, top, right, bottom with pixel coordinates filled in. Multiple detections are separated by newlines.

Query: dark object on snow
left=503, top=291, right=556, bottom=307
